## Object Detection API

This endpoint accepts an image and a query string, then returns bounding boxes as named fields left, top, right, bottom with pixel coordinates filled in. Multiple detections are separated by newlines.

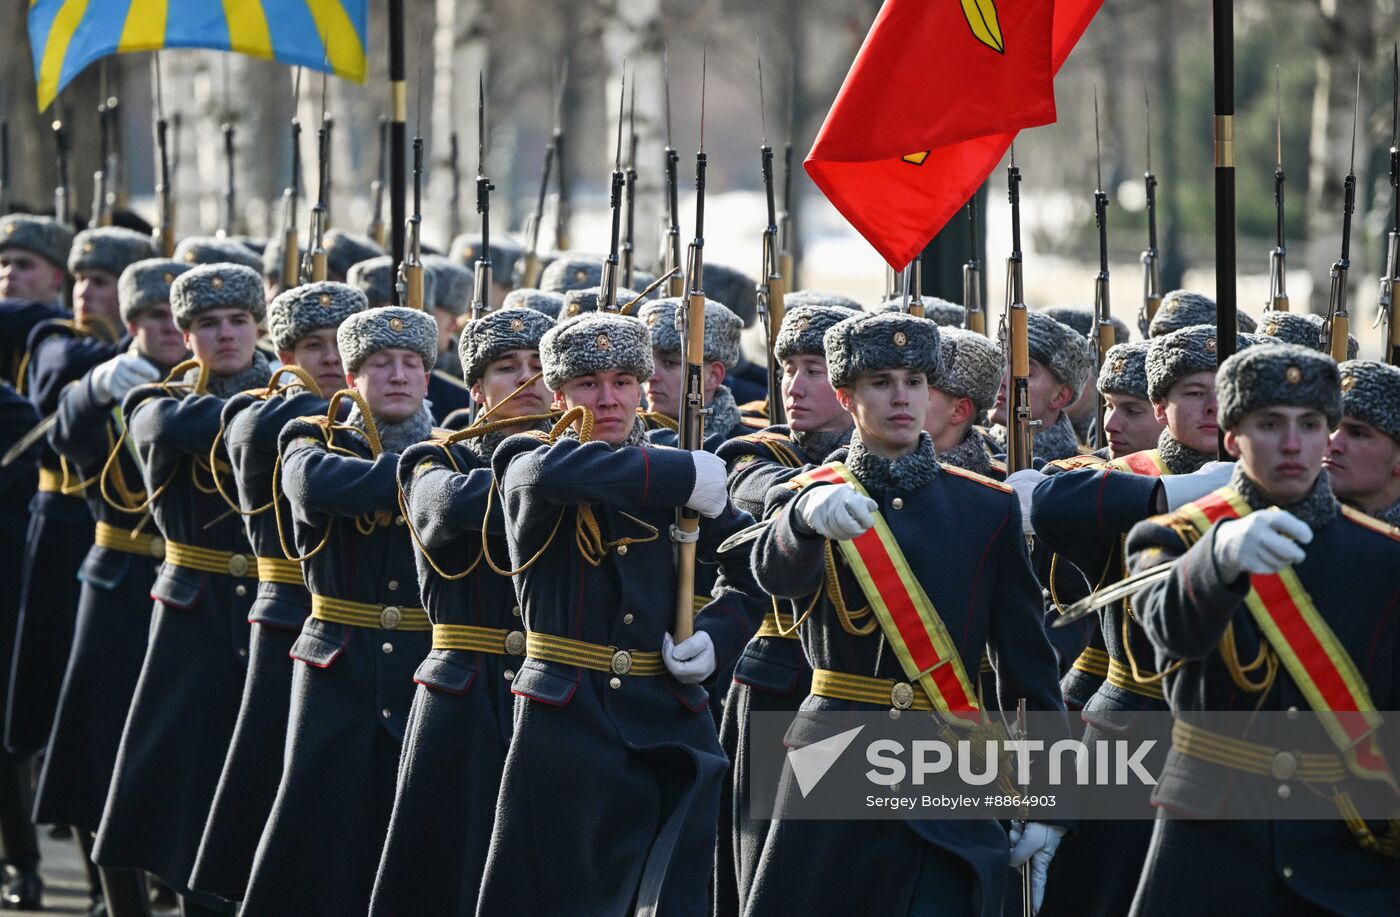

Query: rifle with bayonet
left=964, top=196, right=985, bottom=334
left=1267, top=69, right=1289, bottom=312
left=449, top=131, right=462, bottom=243
left=53, top=114, right=71, bottom=227
left=1322, top=69, right=1360, bottom=363
left=303, top=71, right=331, bottom=283
left=621, top=79, right=638, bottom=290
left=906, top=254, right=925, bottom=318
left=468, top=74, right=494, bottom=322
left=673, top=49, right=709, bottom=644
left=1092, top=92, right=1115, bottom=447
left=598, top=70, right=627, bottom=313
left=105, top=94, right=124, bottom=214
left=220, top=119, right=237, bottom=236
left=779, top=58, right=797, bottom=288
left=151, top=55, right=174, bottom=256
left=280, top=69, right=303, bottom=290
left=0, top=121, right=9, bottom=215
left=1379, top=43, right=1399, bottom=367
left=1000, top=145, right=1036, bottom=473
left=521, top=69, right=564, bottom=289
left=662, top=49, right=683, bottom=298
left=397, top=65, right=426, bottom=312
left=92, top=91, right=109, bottom=228
left=553, top=62, right=571, bottom=253
left=1141, top=87, right=1163, bottom=327
left=756, top=48, right=786, bottom=424
left=368, top=116, right=388, bottom=248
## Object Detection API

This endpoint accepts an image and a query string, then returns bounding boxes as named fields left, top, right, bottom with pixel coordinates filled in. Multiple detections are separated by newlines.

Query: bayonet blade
left=478, top=71, right=486, bottom=173
left=1093, top=87, right=1102, bottom=191
left=664, top=45, right=673, bottom=149
left=614, top=65, right=625, bottom=172
left=1349, top=64, right=1360, bottom=177
left=1275, top=65, right=1283, bottom=171
left=1144, top=85, right=1152, bottom=174
left=756, top=40, right=768, bottom=146
left=699, top=43, right=707, bottom=152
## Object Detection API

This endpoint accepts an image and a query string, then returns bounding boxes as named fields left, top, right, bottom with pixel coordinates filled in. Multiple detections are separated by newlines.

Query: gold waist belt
left=95, top=521, right=165, bottom=559
left=432, top=623, right=526, bottom=656
left=1171, top=719, right=1347, bottom=783
left=755, top=611, right=799, bottom=640
left=524, top=631, right=664, bottom=677
left=1106, top=658, right=1166, bottom=700
left=165, top=541, right=255, bottom=578
left=1071, top=646, right=1111, bottom=679
left=310, top=594, right=430, bottom=631
left=256, top=555, right=303, bottom=586
left=811, top=668, right=933, bottom=712
left=37, top=466, right=64, bottom=493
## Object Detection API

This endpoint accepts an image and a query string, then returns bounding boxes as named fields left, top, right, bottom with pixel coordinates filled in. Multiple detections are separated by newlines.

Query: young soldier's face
left=283, top=328, right=346, bottom=398
left=185, top=308, right=259, bottom=377
left=922, top=387, right=974, bottom=453
left=555, top=370, right=642, bottom=447
left=1224, top=406, right=1329, bottom=504
left=782, top=354, right=848, bottom=433
left=74, top=269, right=121, bottom=327
left=128, top=303, right=188, bottom=369
left=837, top=368, right=929, bottom=456
left=473, top=348, right=547, bottom=419
left=990, top=360, right=1072, bottom=426
left=351, top=348, right=429, bottom=425
left=1103, top=392, right=1164, bottom=458
left=1324, top=418, right=1400, bottom=506
left=0, top=250, right=64, bottom=302
left=1154, top=371, right=1218, bottom=454
left=646, top=348, right=683, bottom=418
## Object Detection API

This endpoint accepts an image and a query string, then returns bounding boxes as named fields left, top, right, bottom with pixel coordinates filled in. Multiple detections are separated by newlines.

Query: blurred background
left=2, top=0, right=1398, bottom=349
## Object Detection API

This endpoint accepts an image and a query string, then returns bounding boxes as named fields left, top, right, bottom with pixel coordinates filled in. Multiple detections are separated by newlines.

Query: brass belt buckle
left=1270, top=750, right=1299, bottom=782
left=890, top=682, right=915, bottom=711
left=611, top=650, right=633, bottom=676
left=504, top=630, right=526, bottom=656
left=227, top=553, right=250, bottom=577
left=380, top=606, right=402, bottom=630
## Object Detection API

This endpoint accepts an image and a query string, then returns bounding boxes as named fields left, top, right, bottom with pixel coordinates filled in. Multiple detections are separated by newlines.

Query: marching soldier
left=873, top=295, right=967, bottom=327
left=372, top=306, right=555, bottom=916
left=1125, top=344, right=1400, bottom=916
left=501, top=287, right=564, bottom=319
left=241, top=306, right=438, bottom=917
left=188, top=281, right=366, bottom=903
left=1147, top=289, right=1256, bottom=337
left=748, top=311, right=1068, bottom=916
left=38, top=257, right=191, bottom=917
left=449, top=233, right=521, bottom=310
left=92, top=263, right=268, bottom=915
left=712, top=298, right=855, bottom=916
left=475, top=309, right=763, bottom=916
left=986, top=311, right=1093, bottom=463
left=639, top=296, right=749, bottom=446
left=422, top=253, right=472, bottom=377
left=1257, top=308, right=1359, bottom=360
left=925, top=327, right=1006, bottom=477
left=1039, top=306, right=1132, bottom=446
left=0, top=214, right=71, bottom=306
left=322, top=229, right=385, bottom=284
left=1094, top=341, right=1163, bottom=460
left=1324, top=360, right=1400, bottom=527
left=173, top=236, right=265, bottom=273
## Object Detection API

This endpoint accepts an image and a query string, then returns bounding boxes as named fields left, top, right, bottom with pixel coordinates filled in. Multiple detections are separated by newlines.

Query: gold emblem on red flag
left=901, top=151, right=930, bottom=166
left=960, top=0, right=1006, bottom=54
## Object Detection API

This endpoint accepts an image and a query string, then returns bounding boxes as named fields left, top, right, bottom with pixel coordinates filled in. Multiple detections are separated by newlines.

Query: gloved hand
left=1006, top=469, right=1047, bottom=537
left=1212, top=508, right=1311, bottom=581
left=685, top=451, right=729, bottom=518
left=1159, top=460, right=1235, bottom=511
left=662, top=630, right=716, bottom=684
left=794, top=484, right=877, bottom=541
left=90, top=353, right=161, bottom=406
left=1008, top=821, right=1067, bottom=914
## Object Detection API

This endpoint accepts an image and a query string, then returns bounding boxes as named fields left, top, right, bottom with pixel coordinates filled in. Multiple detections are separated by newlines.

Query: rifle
left=906, top=254, right=925, bottom=318
left=448, top=130, right=462, bottom=243
left=553, top=58, right=571, bottom=253
left=1091, top=92, right=1115, bottom=447
left=1321, top=68, right=1359, bottom=364
left=53, top=114, right=71, bottom=227
left=598, top=70, right=627, bottom=313
left=673, top=48, right=709, bottom=644
left=92, top=90, right=108, bottom=228
left=1000, top=145, right=1036, bottom=473
left=521, top=66, right=564, bottom=289
left=105, top=94, right=124, bottom=214
left=468, top=73, right=494, bottom=322
left=280, top=69, right=303, bottom=290
left=0, top=121, right=8, bottom=215
left=779, top=57, right=797, bottom=288
left=1267, top=70, right=1289, bottom=312
left=963, top=196, right=985, bottom=334
left=1141, top=87, right=1163, bottom=327
left=1379, top=43, right=1399, bottom=367
left=756, top=48, right=786, bottom=425
left=368, top=116, right=388, bottom=248
left=661, top=48, right=683, bottom=298
left=302, top=71, right=331, bottom=283
left=220, top=120, right=237, bottom=236
left=621, top=78, right=638, bottom=290
left=397, top=57, right=426, bottom=312
left=151, top=54, right=174, bottom=256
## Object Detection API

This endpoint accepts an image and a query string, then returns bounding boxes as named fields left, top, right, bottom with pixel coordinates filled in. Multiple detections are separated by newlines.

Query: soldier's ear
left=1049, top=383, right=1075, bottom=412
left=1222, top=429, right=1242, bottom=459
left=951, top=396, right=974, bottom=427
left=834, top=386, right=854, bottom=413
left=1152, top=400, right=1169, bottom=426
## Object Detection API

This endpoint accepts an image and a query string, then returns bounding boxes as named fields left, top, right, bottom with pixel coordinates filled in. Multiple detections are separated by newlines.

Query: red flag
left=806, top=0, right=1104, bottom=269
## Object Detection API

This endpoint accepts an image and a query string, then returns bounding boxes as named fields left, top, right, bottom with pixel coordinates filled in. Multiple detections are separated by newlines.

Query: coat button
left=388, top=579, right=399, bottom=591
left=395, top=515, right=405, bottom=526
left=891, top=497, right=904, bottom=509
left=1285, top=706, right=1299, bottom=720
left=504, top=669, right=515, bottom=681
left=1282, top=867, right=1293, bottom=879
left=1277, top=784, right=1291, bottom=799
left=617, top=544, right=629, bottom=555
left=381, top=642, right=393, bottom=654
left=623, top=613, right=634, bottom=624
left=238, top=647, right=248, bottom=658
left=609, top=677, right=621, bottom=689
left=235, top=584, right=247, bottom=596
left=381, top=708, right=392, bottom=718
left=511, top=605, right=522, bottom=617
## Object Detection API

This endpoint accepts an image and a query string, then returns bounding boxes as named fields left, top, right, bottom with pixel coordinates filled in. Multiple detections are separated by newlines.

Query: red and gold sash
left=1181, top=487, right=1396, bottom=790
left=1107, top=448, right=1168, bottom=477
left=792, top=462, right=980, bottom=722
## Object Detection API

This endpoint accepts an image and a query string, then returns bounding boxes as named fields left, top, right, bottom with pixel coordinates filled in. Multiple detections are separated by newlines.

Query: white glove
left=90, top=353, right=161, bottom=406
left=685, top=450, right=729, bottom=518
left=1159, top=460, right=1235, bottom=511
left=1212, top=508, right=1312, bottom=581
left=794, top=484, right=877, bottom=541
left=662, top=630, right=716, bottom=684
left=1008, top=821, right=1067, bottom=914
left=1006, top=469, right=1047, bottom=537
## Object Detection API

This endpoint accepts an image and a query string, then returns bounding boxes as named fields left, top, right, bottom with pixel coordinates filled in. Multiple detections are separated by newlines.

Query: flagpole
left=389, top=0, right=407, bottom=300
left=1212, top=0, right=1236, bottom=458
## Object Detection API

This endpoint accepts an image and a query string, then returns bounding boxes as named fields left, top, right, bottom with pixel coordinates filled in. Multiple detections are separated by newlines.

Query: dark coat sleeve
left=50, top=372, right=117, bottom=472
left=0, top=386, right=38, bottom=501
left=1031, top=467, right=1160, bottom=584
left=277, top=417, right=399, bottom=524
left=398, top=441, right=494, bottom=550
left=751, top=481, right=829, bottom=601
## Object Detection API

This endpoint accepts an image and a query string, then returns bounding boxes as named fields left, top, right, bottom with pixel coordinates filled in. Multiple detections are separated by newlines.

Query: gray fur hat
left=539, top=254, right=603, bottom=293
left=933, top=327, right=1002, bottom=411
left=324, top=230, right=384, bottom=280
left=266, top=282, right=368, bottom=351
left=1097, top=340, right=1151, bottom=399
left=1027, top=311, right=1094, bottom=399
left=459, top=308, right=555, bottom=385
left=1339, top=360, right=1400, bottom=443
left=1258, top=310, right=1321, bottom=350
left=1218, top=343, right=1341, bottom=432
left=824, top=312, right=943, bottom=390
left=503, top=288, right=565, bottom=318
left=0, top=214, right=74, bottom=268
left=1146, top=324, right=1239, bottom=402
left=871, top=296, right=967, bottom=328
left=337, top=306, right=439, bottom=374
left=785, top=290, right=864, bottom=313
left=422, top=254, right=473, bottom=315
left=1300, top=312, right=1358, bottom=360
left=701, top=263, right=759, bottom=327
left=448, top=233, right=523, bottom=281
left=540, top=311, right=653, bottom=391
left=1040, top=305, right=1132, bottom=344
left=1150, top=289, right=1257, bottom=337
left=637, top=297, right=743, bottom=369
left=773, top=303, right=860, bottom=361
left=118, top=258, right=192, bottom=323
left=561, top=286, right=643, bottom=317
left=347, top=256, right=438, bottom=309
left=174, top=236, right=265, bottom=272
left=68, top=227, right=157, bottom=277
left=169, top=263, right=266, bottom=330
left=261, top=236, right=304, bottom=281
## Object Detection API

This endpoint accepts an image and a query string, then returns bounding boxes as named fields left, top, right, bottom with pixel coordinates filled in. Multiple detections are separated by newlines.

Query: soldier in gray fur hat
left=780, top=290, right=864, bottom=314
left=337, top=306, right=438, bottom=377
left=324, top=229, right=384, bottom=282
left=539, top=253, right=603, bottom=294
left=454, top=306, right=555, bottom=430
left=925, top=327, right=1007, bottom=477
left=638, top=297, right=748, bottom=443
left=1096, top=340, right=1163, bottom=458
left=174, top=236, right=266, bottom=273
left=0, top=214, right=73, bottom=304
left=346, top=256, right=438, bottom=310
left=1300, top=312, right=1358, bottom=359
left=560, top=285, right=643, bottom=317
left=871, top=296, right=967, bottom=328
left=422, top=254, right=473, bottom=379
left=1141, top=324, right=1260, bottom=474
left=448, top=233, right=521, bottom=310
left=1148, top=289, right=1257, bottom=338
left=1325, top=360, right=1400, bottom=526
left=1257, top=309, right=1320, bottom=350
left=985, top=311, right=1092, bottom=462
left=115, top=258, right=193, bottom=372
left=701, top=262, right=759, bottom=327
left=266, top=282, right=369, bottom=396
left=502, top=288, right=565, bottom=318
left=68, top=227, right=158, bottom=342
left=1032, top=306, right=1132, bottom=447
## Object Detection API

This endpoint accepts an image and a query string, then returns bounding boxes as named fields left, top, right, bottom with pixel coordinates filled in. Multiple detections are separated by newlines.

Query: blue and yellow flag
left=28, top=0, right=368, bottom=111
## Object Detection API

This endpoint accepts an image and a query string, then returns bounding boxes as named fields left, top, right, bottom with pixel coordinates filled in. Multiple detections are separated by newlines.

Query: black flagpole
left=1213, top=0, right=1236, bottom=458
left=389, top=0, right=407, bottom=299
